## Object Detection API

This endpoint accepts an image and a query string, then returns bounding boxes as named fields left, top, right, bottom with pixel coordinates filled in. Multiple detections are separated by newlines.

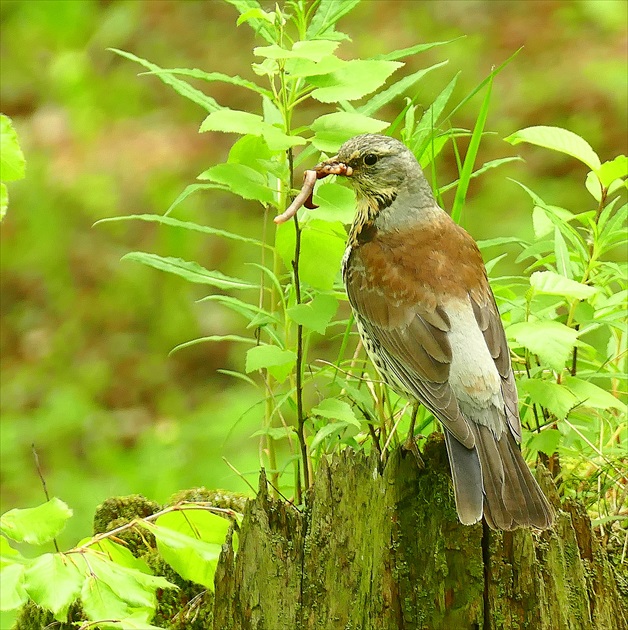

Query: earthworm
left=274, top=162, right=353, bottom=225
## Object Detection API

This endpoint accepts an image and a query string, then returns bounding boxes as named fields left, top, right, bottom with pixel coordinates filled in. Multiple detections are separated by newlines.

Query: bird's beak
left=313, top=155, right=354, bottom=178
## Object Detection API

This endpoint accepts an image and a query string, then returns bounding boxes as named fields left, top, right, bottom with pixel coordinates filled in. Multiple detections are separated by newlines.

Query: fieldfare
left=313, top=134, right=554, bottom=530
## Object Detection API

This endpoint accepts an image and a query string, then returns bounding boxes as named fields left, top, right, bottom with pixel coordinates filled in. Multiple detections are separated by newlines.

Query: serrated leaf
left=595, top=155, right=628, bottom=188
left=519, top=379, right=578, bottom=419
left=109, top=48, right=220, bottom=112
left=121, top=253, right=257, bottom=289
left=95, top=214, right=266, bottom=247
left=0, top=498, right=72, bottom=545
left=199, top=109, right=305, bottom=151
left=287, top=294, right=339, bottom=334
left=310, top=112, right=388, bottom=153
left=142, top=67, right=271, bottom=97
left=308, top=59, right=404, bottom=103
left=507, top=321, right=581, bottom=371
left=199, top=163, right=275, bottom=204
left=359, top=61, right=448, bottom=117
left=81, top=575, right=146, bottom=626
left=525, top=428, right=562, bottom=457
left=505, top=125, right=601, bottom=171
left=374, top=39, right=459, bottom=61
left=306, top=0, right=360, bottom=39
left=0, top=115, right=25, bottom=182
left=530, top=271, right=597, bottom=300
left=254, top=40, right=339, bottom=62
left=562, top=376, right=626, bottom=412
left=310, top=181, right=356, bottom=224
left=24, top=553, right=83, bottom=620
left=311, top=398, right=360, bottom=427
left=0, top=563, right=27, bottom=611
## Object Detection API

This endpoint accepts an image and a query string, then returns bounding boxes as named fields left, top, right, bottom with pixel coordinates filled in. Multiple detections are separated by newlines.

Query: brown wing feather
left=469, top=290, right=522, bottom=442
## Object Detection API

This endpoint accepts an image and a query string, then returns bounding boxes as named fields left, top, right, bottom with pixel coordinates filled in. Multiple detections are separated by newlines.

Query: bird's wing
left=468, top=290, right=521, bottom=441
left=345, top=239, right=475, bottom=448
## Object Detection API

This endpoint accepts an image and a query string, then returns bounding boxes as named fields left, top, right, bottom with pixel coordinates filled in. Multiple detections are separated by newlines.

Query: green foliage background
left=1, top=0, right=626, bottom=555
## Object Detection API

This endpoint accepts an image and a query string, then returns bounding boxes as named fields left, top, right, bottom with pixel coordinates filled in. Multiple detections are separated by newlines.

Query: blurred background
left=1, top=0, right=626, bottom=553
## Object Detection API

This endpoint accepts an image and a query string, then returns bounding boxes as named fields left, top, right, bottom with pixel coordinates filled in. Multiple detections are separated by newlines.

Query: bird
left=314, top=134, right=554, bottom=530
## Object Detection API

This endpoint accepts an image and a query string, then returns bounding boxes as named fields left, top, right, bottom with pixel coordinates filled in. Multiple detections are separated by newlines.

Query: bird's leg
left=403, top=403, right=424, bottom=468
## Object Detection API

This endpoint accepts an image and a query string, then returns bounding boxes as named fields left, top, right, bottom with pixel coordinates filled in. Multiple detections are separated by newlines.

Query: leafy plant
left=96, top=0, right=523, bottom=507
left=1, top=496, right=240, bottom=629
left=496, top=126, right=627, bottom=524
left=3, top=0, right=626, bottom=626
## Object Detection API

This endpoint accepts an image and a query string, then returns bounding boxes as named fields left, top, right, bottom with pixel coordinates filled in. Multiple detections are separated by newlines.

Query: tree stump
left=213, top=436, right=626, bottom=630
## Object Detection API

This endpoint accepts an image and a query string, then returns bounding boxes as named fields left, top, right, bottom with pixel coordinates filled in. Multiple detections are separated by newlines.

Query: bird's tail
left=445, top=427, right=554, bottom=530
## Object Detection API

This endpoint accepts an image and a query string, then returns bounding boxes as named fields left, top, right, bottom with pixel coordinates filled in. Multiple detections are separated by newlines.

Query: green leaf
left=562, top=376, right=627, bottom=412
left=505, top=125, right=601, bottom=171
left=109, top=48, right=220, bottom=112
left=519, top=379, right=578, bottom=419
left=121, top=253, right=257, bottom=289
left=84, top=552, right=173, bottom=605
left=0, top=563, right=27, bottom=611
left=308, top=59, right=404, bottom=103
left=254, top=40, right=339, bottom=62
left=531, top=205, right=576, bottom=239
left=530, top=271, right=597, bottom=300
left=276, top=220, right=346, bottom=290
left=0, top=536, right=25, bottom=569
left=310, top=421, right=353, bottom=451
left=81, top=575, right=150, bottom=627
left=595, top=155, right=627, bottom=188
left=141, top=67, right=271, bottom=97
left=199, top=295, right=277, bottom=326
left=245, top=345, right=296, bottom=383
left=170, top=335, right=257, bottom=356
left=408, top=73, right=458, bottom=154
left=451, top=73, right=493, bottom=223
left=507, top=321, right=581, bottom=371
left=95, top=214, right=266, bottom=247
left=287, top=294, right=339, bottom=334
left=89, top=539, right=152, bottom=575
left=310, top=182, right=356, bottom=224
left=0, top=498, right=72, bottom=545
left=199, top=163, right=276, bottom=204
left=306, top=0, right=360, bottom=39
left=310, top=112, right=388, bottom=153
left=227, top=0, right=276, bottom=43
left=149, top=509, right=232, bottom=589
left=24, top=553, right=83, bottom=621
left=311, top=398, right=360, bottom=427
left=525, top=428, right=562, bottom=457
left=358, top=61, right=448, bottom=117
left=0, top=115, right=25, bottom=182
left=374, top=39, right=459, bottom=61
left=199, top=109, right=305, bottom=151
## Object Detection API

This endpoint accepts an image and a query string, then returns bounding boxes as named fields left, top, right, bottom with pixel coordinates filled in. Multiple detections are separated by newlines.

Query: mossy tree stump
left=213, top=437, right=626, bottom=630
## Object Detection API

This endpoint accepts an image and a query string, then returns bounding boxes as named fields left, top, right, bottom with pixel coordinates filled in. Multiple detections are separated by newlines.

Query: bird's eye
left=363, top=153, right=378, bottom=166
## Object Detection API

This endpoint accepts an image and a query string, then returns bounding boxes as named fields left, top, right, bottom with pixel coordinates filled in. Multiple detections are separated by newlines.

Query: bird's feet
left=403, top=433, right=425, bottom=469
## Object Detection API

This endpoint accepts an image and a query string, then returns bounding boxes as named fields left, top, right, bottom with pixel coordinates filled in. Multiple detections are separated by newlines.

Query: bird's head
left=314, top=134, right=436, bottom=234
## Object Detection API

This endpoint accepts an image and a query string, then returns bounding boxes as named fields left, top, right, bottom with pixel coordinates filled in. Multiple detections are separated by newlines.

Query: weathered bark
left=213, top=437, right=626, bottom=630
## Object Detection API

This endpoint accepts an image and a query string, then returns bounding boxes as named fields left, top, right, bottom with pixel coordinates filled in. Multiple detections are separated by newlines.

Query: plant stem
left=292, top=214, right=309, bottom=492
